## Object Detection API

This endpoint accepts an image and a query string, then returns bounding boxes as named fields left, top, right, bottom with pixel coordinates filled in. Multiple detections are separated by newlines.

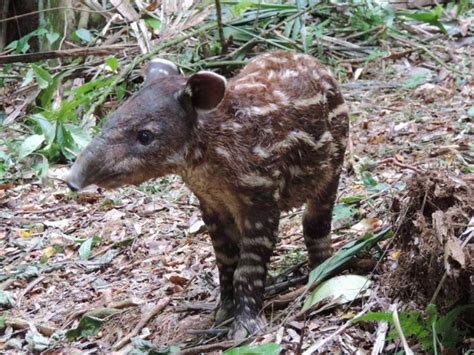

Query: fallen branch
left=0, top=44, right=136, bottom=64
left=181, top=339, right=251, bottom=354
left=113, top=297, right=170, bottom=350
left=375, top=158, right=424, bottom=174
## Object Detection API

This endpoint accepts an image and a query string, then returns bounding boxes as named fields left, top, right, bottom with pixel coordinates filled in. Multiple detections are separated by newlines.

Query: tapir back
left=194, top=51, right=349, bottom=211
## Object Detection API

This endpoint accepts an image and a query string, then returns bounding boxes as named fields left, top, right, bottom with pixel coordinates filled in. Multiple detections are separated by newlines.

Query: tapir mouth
left=66, top=170, right=125, bottom=191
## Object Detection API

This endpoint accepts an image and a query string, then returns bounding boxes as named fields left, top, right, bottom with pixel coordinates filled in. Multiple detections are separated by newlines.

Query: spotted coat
left=67, top=51, right=349, bottom=339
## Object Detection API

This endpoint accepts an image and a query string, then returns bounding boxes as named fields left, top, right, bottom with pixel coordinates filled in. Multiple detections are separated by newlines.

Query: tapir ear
left=180, top=71, right=227, bottom=112
left=144, top=58, right=179, bottom=84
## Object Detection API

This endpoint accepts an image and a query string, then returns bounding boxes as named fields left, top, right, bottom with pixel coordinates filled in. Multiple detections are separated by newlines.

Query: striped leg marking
left=202, top=206, right=240, bottom=323
left=230, top=206, right=279, bottom=339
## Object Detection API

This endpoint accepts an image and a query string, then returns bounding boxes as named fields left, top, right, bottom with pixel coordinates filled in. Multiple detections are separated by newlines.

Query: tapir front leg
left=230, top=201, right=280, bottom=339
left=201, top=204, right=240, bottom=323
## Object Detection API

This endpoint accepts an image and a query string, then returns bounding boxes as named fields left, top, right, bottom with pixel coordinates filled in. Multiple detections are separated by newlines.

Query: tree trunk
left=0, top=0, right=10, bottom=51
left=38, top=0, right=75, bottom=51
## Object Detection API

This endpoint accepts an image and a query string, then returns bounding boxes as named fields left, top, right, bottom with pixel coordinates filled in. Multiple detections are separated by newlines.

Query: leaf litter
left=0, top=0, right=473, bottom=353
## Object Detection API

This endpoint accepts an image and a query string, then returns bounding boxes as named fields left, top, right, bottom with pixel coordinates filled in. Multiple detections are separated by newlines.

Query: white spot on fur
left=245, top=252, right=262, bottom=261
left=282, top=70, right=299, bottom=79
left=215, top=146, right=232, bottom=160
left=240, top=174, right=273, bottom=187
left=253, top=145, right=270, bottom=159
left=238, top=94, right=325, bottom=117
left=253, top=279, right=264, bottom=288
left=216, top=252, right=238, bottom=265
left=234, top=83, right=267, bottom=91
left=293, top=94, right=326, bottom=108
left=321, top=80, right=334, bottom=91
left=273, top=190, right=280, bottom=201
left=272, top=90, right=289, bottom=105
left=255, top=222, right=263, bottom=230
left=328, top=103, right=349, bottom=122
left=267, top=56, right=288, bottom=64
left=235, top=265, right=266, bottom=278
left=267, top=70, right=276, bottom=79
left=289, top=165, right=304, bottom=177
left=242, top=237, right=273, bottom=249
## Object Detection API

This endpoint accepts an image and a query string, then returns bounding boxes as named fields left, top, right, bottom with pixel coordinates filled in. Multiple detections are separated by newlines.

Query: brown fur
left=67, top=51, right=349, bottom=338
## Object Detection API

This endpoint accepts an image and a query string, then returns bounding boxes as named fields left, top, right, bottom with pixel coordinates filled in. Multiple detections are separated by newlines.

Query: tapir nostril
left=66, top=180, right=80, bottom=192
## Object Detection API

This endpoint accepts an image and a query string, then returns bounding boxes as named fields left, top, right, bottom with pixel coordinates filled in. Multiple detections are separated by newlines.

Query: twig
left=265, top=275, right=307, bottom=297
left=17, top=275, right=46, bottom=307
left=371, top=320, right=389, bottom=355
left=0, top=44, right=136, bottom=64
left=390, top=304, right=414, bottom=355
left=214, top=0, right=227, bottom=54
left=12, top=206, right=66, bottom=215
left=302, top=305, right=371, bottom=354
left=187, top=328, right=227, bottom=335
left=389, top=33, right=462, bottom=74
left=108, top=297, right=144, bottom=309
left=181, top=339, right=251, bottom=354
left=113, top=297, right=170, bottom=350
left=375, top=158, right=424, bottom=174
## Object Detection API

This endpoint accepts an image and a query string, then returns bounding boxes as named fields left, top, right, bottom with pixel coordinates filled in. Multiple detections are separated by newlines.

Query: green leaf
left=25, top=330, right=50, bottom=351
left=19, top=134, right=45, bottom=159
left=78, top=236, right=101, bottom=260
left=340, top=195, right=366, bottom=204
left=0, top=311, right=7, bottom=329
left=0, top=291, right=16, bottom=308
left=352, top=310, right=392, bottom=324
left=84, top=249, right=118, bottom=271
left=64, top=124, right=91, bottom=149
left=105, top=56, right=119, bottom=72
left=31, top=64, right=53, bottom=89
left=468, top=106, right=474, bottom=118
left=130, top=338, right=181, bottom=354
left=402, top=72, right=428, bottom=90
left=21, top=68, right=34, bottom=87
left=46, top=32, right=60, bottom=44
left=332, top=203, right=356, bottom=227
left=30, top=114, right=55, bottom=147
left=65, top=315, right=105, bottom=340
left=144, top=17, right=162, bottom=31
left=303, top=275, right=371, bottom=311
left=224, top=343, right=281, bottom=355
left=75, top=28, right=93, bottom=43
left=308, top=228, right=393, bottom=287
left=361, top=171, right=377, bottom=187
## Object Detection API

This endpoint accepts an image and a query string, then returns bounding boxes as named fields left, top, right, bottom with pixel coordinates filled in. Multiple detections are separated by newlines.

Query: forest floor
left=1, top=3, right=473, bottom=354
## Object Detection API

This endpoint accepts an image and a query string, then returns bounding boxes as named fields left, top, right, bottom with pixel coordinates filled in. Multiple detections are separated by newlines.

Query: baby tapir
left=67, top=51, right=349, bottom=338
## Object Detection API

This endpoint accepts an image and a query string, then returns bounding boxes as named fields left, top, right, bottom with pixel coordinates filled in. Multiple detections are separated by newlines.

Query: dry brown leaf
left=350, top=218, right=383, bottom=234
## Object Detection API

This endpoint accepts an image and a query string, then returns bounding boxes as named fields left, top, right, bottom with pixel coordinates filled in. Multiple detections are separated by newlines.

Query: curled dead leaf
left=166, top=273, right=190, bottom=286
left=350, top=218, right=383, bottom=234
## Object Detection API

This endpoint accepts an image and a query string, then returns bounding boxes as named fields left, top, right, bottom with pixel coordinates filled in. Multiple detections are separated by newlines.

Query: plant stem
left=214, top=0, right=227, bottom=54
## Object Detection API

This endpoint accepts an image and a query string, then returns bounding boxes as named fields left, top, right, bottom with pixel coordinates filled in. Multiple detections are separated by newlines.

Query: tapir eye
left=137, top=130, right=154, bottom=145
